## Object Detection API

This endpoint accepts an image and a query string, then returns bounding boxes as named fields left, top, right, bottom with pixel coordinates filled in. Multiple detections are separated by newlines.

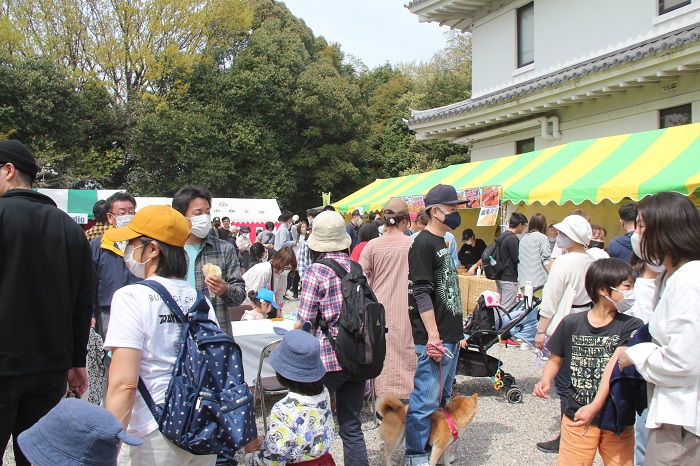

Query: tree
left=0, top=54, right=124, bottom=187
left=2, top=0, right=253, bottom=103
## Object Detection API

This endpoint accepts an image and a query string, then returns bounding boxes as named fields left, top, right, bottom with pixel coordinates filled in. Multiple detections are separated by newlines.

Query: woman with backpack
left=102, top=205, right=219, bottom=465
left=294, top=211, right=370, bottom=466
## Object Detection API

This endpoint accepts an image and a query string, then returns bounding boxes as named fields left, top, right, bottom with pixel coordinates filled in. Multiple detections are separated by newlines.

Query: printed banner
left=68, top=213, right=89, bottom=224
left=402, top=195, right=426, bottom=214
left=477, top=206, right=499, bottom=226
left=462, top=188, right=481, bottom=209
left=480, top=185, right=501, bottom=207
left=322, top=192, right=331, bottom=206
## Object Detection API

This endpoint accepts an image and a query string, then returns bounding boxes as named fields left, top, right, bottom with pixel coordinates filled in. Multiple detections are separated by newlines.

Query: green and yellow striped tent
left=334, top=123, right=700, bottom=213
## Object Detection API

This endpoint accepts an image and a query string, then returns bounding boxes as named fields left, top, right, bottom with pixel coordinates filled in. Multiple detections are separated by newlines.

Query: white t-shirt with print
left=104, top=276, right=218, bottom=438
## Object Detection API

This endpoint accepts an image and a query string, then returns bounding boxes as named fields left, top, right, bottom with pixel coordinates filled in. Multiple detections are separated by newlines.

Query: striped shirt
left=518, top=231, right=551, bottom=288
left=296, top=252, right=350, bottom=373
left=359, top=231, right=416, bottom=399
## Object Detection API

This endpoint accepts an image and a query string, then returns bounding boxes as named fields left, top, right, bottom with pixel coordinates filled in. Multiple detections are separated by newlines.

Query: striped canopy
left=334, top=123, right=700, bottom=212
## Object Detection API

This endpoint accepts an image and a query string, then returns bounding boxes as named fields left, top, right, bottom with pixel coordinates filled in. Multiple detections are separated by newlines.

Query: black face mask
left=589, top=240, right=605, bottom=249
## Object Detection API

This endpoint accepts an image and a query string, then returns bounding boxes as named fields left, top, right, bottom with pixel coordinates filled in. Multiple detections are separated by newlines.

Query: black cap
left=0, top=140, right=39, bottom=180
left=240, top=225, right=250, bottom=233
left=424, top=184, right=466, bottom=207
left=462, top=229, right=475, bottom=241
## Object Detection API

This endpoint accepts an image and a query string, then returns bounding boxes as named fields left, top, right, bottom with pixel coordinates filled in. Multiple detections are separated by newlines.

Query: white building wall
left=469, top=77, right=700, bottom=161
left=472, top=0, right=700, bottom=97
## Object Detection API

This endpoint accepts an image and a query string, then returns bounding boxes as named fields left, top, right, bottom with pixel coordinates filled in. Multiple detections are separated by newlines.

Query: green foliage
left=0, top=54, right=124, bottom=187
left=0, top=0, right=473, bottom=211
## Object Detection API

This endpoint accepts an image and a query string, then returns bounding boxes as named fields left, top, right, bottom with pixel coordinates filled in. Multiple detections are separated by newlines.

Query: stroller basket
left=457, top=296, right=541, bottom=404
left=457, top=351, right=500, bottom=378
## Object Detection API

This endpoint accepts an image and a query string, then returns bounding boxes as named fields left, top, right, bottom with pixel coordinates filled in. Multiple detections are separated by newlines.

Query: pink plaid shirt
left=296, top=252, right=350, bottom=373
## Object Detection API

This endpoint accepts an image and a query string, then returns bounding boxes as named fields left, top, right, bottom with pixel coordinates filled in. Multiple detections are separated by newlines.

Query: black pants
left=323, top=370, right=369, bottom=466
left=0, top=369, right=68, bottom=466
left=554, top=359, right=571, bottom=418
left=292, top=270, right=300, bottom=297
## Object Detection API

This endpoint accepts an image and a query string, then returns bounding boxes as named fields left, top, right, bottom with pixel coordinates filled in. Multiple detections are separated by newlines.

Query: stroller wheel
left=506, top=386, right=523, bottom=404
left=501, top=373, right=516, bottom=387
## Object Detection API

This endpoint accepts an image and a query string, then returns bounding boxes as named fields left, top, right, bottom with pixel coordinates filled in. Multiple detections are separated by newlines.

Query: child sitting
left=242, top=288, right=279, bottom=321
left=245, top=329, right=335, bottom=465
left=533, top=258, right=643, bottom=465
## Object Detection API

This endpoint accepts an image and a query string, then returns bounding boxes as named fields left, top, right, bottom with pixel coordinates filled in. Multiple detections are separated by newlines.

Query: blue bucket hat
left=269, top=329, right=326, bottom=383
left=18, top=398, right=143, bottom=466
left=256, top=288, right=279, bottom=309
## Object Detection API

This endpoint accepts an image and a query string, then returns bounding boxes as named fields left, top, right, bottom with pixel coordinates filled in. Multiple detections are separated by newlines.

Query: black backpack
left=480, top=232, right=511, bottom=280
left=316, top=259, right=387, bottom=381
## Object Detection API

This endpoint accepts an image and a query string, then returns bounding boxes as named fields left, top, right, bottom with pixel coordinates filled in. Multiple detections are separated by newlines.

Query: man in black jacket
left=496, top=212, right=528, bottom=312
left=0, top=140, right=93, bottom=466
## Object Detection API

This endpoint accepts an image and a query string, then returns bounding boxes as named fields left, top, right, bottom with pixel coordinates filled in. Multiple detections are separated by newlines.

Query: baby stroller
left=457, top=291, right=541, bottom=403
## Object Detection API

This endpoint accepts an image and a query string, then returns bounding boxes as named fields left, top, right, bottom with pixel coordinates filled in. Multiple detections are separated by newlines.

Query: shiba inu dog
left=377, top=392, right=478, bottom=466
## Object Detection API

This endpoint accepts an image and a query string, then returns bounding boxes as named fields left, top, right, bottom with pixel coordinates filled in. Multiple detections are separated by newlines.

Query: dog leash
left=426, top=340, right=459, bottom=441
left=426, top=340, right=446, bottom=404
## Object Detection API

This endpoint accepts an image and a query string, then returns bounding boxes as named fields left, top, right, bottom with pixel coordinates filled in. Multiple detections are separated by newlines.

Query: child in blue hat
left=242, top=288, right=279, bottom=320
left=245, top=329, right=336, bottom=465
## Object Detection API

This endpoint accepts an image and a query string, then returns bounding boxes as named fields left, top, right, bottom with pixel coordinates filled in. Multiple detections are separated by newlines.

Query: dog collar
left=442, top=409, right=459, bottom=441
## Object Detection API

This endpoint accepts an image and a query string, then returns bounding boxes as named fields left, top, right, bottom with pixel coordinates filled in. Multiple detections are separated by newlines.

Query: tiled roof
left=407, top=22, right=700, bottom=125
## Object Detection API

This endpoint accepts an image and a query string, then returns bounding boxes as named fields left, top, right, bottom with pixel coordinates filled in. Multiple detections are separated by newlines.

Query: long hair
left=528, top=213, right=547, bottom=234
left=638, top=192, right=700, bottom=266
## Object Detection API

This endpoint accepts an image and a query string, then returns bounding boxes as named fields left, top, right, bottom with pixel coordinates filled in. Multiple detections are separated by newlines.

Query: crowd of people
left=2, top=138, right=699, bottom=466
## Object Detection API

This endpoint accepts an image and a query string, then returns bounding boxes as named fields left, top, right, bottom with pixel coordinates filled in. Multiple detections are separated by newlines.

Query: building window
left=659, top=104, right=692, bottom=128
left=659, top=0, right=691, bottom=15
left=517, top=3, right=534, bottom=68
left=516, top=138, right=535, bottom=154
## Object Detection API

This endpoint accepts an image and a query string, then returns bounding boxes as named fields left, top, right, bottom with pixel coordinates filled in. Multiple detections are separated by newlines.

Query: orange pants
left=558, top=416, right=634, bottom=466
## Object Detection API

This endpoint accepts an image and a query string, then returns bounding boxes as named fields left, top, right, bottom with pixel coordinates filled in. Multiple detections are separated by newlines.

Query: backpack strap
left=314, top=258, right=349, bottom=340
left=134, top=280, right=202, bottom=422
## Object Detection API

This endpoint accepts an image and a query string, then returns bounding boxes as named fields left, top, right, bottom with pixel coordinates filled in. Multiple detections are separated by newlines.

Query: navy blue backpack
left=137, top=280, right=257, bottom=455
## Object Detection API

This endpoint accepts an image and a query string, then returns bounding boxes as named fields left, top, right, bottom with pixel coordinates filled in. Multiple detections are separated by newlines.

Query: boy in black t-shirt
left=405, top=184, right=466, bottom=466
left=533, top=258, right=642, bottom=465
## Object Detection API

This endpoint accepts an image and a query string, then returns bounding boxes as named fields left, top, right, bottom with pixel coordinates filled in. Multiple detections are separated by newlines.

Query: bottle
left=524, top=281, right=534, bottom=310
left=476, top=265, right=482, bottom=277
left=488, top=255, right=497, bottom=266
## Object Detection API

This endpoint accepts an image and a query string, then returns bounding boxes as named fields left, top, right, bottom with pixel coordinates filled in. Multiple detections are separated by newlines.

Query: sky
left=280, top=0, right=450, bottom=69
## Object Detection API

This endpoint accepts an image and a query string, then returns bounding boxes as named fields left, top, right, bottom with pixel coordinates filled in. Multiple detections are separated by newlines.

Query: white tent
left=36, top=189, right=282, bottom=223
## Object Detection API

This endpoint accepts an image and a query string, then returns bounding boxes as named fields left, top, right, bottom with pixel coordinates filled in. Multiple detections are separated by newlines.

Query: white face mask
left=556, top=234, right=572, bottom=249
left=647, top=262, right=665, bottom=273
left=606, top=287, right=636, bottom=312
left=124, top=244, right=151, bottom=279
left=630, top=231, right=642, bottom=259
left=356, top=218, right=363, bottom=226
left=115, top=214, right=134, bottom=228
left=378, top=225, right=385, bottom=235
left=188, top=214, right=212, bottom=238
left=631, top=231, right=663, bottom=268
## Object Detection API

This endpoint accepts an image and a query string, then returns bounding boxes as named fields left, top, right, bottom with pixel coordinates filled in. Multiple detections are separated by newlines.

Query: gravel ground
left=3, top=299, right=605, bottom=465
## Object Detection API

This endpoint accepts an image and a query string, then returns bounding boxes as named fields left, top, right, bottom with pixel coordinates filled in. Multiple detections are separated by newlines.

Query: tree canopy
left=0, top=0, right=472, bottom=211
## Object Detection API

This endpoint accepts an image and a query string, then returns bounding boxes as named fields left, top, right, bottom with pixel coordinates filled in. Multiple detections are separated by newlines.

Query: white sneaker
left=519, top=341, right=534, bottom=351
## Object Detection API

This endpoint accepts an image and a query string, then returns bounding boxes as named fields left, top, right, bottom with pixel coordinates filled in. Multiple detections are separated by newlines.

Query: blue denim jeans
left=404, top=342, right=460, bottom=465
left=510, top=305, right=538, bottom=346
